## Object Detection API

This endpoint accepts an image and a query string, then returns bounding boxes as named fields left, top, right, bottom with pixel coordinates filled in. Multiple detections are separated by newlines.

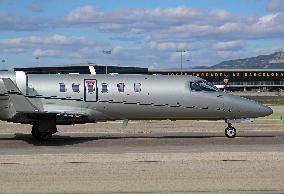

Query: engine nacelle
left=0, top=71, right=27, bottom=94
left=0, top=71, right=27, bottom=120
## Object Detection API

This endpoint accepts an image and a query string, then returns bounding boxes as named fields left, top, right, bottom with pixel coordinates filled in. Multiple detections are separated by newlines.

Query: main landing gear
left=31, top=115, right=57, bottom=141
left=225, top=123, right=236, bottom=138
left=31, top=125, right=54, bottom=141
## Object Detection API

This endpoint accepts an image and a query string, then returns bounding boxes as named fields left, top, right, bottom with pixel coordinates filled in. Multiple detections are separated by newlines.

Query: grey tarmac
left=0, top=119, right=284, bottom=194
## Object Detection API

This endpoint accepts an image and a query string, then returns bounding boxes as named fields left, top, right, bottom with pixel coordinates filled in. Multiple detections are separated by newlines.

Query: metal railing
left=213, top=81, right=284, bottom=87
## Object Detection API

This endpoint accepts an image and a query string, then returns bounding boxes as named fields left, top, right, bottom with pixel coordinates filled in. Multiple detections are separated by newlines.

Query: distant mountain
left=211, top=52, right=284, bottom=69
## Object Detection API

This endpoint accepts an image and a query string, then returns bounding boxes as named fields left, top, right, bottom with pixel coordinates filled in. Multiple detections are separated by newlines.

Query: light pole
left=102, top=50, right=112, bottom=74
left=102, top=50, right=111, bottom=55
left=35, top=57, right=39, bottom=66
left=176, top=50, right=190, bottom=69
left=1, top=59, right=5, bottom=68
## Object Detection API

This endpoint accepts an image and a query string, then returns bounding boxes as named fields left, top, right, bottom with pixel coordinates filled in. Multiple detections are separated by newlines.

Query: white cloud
left=0, top=34, right=98, bottom=59
left=64, top=5, right=103, bottom=23
left=2, top=4, right=284, bottom=68
left=267, top=0, right=284, bottom=13
left=32, top=49, right=61, bottom=57
left=60, top=5, right=284, bottom=44
left=148, top=41, right=188, bottom=50
left=214, top=41, right=246, bottom=51
left=257, top=13, right=278, bottom=25
left=0, top=12, right=46, bottom=31
left=0, top=34, right=90, bottom=48
left=28, top=0, right=43, bottom=12
left=219, top=22, right=243, bottom=32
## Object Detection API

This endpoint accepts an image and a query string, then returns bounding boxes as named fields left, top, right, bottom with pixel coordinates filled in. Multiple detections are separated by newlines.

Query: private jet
left=0, top=70, right=272, bottom=140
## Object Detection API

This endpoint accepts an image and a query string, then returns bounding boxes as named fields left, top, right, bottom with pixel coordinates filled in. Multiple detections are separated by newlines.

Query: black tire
left=39, top=132, right=52, bottom=140
left=31, top=125, right=39, bottom=138
left=225, top=126, right=237, bottom=138
left=31, top=125, right=52, bottom=140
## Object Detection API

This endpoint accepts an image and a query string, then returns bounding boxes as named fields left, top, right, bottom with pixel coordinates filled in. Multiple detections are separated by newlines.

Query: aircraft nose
left=222, top=93, right=273, bottom=118
left=257, top=104, right=273, bottom=117
left=241, top=98, right=273, bottom=118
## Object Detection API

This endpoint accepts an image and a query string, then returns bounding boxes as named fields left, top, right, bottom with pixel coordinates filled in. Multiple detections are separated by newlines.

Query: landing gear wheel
left=38, top=132, right=52, bottom=140
left=31, top=125, right=39, bottom=138
left=31, top=125, right=53, bottom=141
left=225, top=126, right=236, bottom=138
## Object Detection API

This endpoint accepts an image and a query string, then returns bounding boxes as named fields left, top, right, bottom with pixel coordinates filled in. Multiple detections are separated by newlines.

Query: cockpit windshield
left=189, top=80, right=219, bottom=92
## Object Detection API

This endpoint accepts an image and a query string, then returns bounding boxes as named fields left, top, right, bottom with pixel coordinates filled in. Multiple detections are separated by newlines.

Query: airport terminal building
left=150, top=68, right=284, bottom=91
left=15, top=65, right=284, bottom=91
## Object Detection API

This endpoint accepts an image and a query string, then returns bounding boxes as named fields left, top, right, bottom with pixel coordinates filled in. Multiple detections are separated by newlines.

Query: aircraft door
left=84, top=79, right=97, bottom=102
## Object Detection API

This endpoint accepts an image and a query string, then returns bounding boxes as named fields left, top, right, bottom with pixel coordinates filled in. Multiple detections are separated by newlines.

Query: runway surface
left=0, top=119, right=284, bottom=193
left=0, top=131, right=284, bottom=155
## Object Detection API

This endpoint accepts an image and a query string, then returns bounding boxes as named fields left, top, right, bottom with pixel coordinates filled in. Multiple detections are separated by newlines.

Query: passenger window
left=117, top=83, right=125, bottom=93
left=72, top=83, right=80, bottom=93
left=134, top=83, right=141, bottom=93
left=87, top=83, right=95, bottom=93
left=59, top=83, right=67, bottom=92
left=101, top=83, right=108, bottom=93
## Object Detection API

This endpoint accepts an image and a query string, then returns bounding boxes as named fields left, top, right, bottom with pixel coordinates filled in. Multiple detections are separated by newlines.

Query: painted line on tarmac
left=240, top=123, right=284, bottom=126
left=136, top=138, right=156, bottom=140
left=1, top=152, right=284, bottom=164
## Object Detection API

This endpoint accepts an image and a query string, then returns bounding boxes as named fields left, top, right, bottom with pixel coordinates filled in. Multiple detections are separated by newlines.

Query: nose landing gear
left=225, top=123, right=236, bottom=138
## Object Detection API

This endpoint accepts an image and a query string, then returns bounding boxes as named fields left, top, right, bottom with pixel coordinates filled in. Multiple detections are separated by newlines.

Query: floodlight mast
left=35, top=57, right=39, bottom=66
left=102, top=50, right=112, bottom=74
left=176, top=50, right=190, bottom=70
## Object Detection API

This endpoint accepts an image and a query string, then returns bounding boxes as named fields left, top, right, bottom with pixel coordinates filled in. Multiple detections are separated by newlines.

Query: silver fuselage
left=0, top=71, right=272, bottom=125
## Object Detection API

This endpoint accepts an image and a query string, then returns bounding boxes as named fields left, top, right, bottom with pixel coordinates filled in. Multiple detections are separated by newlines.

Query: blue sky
left=0, top=0, right=284, bottom=69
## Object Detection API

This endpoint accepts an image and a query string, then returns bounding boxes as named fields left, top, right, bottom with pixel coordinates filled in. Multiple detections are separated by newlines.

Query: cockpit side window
left=189, top=80, right=219, bottom=92
left=190, top=81, right=203, bottom=91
